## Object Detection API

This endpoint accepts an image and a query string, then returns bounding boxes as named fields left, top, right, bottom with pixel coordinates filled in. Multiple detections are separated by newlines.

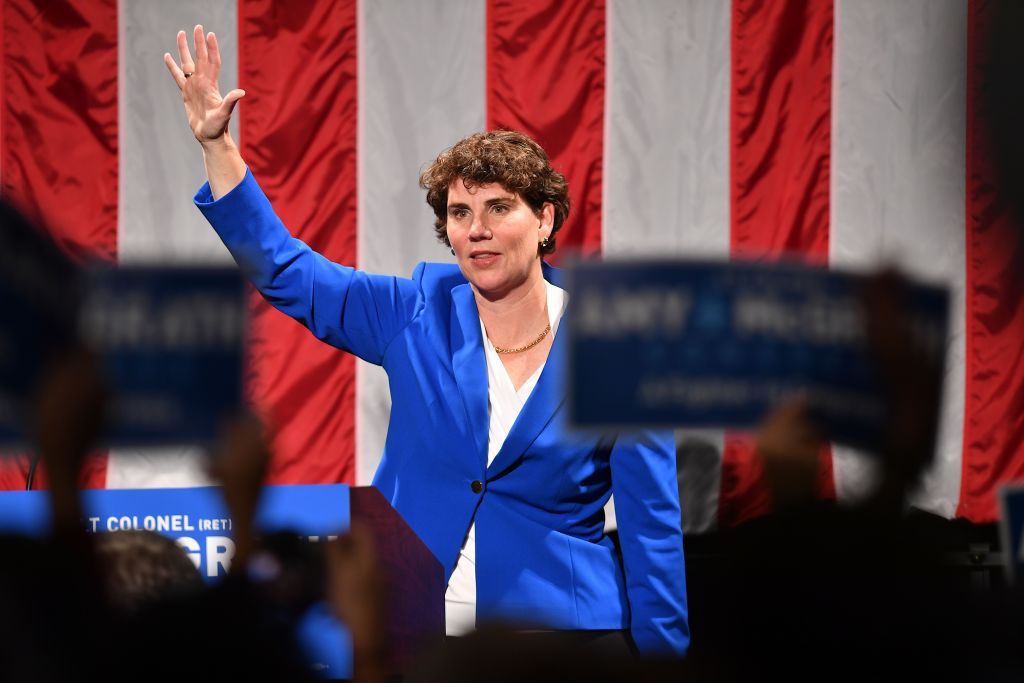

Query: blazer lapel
left=487, top=267, right=569, bottom=478
left=450, top=283, right=489, bottom=468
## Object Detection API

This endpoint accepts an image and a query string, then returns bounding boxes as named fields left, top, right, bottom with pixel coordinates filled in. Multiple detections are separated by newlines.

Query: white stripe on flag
left=831, top=0, right=967, bottom=516
left=605, top=0, right=731, bottom=533
left=355, top=0, right=486, bottom=484
left=119, top=0, right=238, bottom=264
left=108, top=0, right=240, bottom=489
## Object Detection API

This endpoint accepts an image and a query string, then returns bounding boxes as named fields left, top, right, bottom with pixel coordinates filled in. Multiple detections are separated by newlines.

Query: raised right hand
left=164, top=25, right=245, bottom=146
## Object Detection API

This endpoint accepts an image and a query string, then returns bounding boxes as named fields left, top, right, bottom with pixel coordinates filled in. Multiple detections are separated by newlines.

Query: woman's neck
left=473, top=266, right=549, bottom=348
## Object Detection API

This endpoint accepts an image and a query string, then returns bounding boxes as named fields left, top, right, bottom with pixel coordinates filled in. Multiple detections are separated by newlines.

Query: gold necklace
left=492, top=322, right=551, bottom=354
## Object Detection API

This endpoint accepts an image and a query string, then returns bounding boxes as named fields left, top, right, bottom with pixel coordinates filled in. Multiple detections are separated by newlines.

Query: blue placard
left=0, top=484, right=352, bottom=679
left=0, top=266, right=246, bottom=448
left=0, top=220, right=79, bottom=441
left=80, top=266, right=246, bottom=447
left=999, top=485, right=1024, bottom=584
left=567, top=259, right=949, bottom=450
left=0, top=484, right=349, bottom=577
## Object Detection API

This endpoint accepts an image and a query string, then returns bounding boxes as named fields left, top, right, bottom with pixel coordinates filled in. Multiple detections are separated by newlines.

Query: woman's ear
left=539, top=202, right=555, bottom=242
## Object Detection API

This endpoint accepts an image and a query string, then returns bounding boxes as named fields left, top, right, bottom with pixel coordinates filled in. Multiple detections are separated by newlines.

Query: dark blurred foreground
left=0, top=217, right=1018, bottom=683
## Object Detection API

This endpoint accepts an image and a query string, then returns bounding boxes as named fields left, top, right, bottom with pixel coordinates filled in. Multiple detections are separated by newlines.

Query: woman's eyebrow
left=483, top=196, right=516, bottom=205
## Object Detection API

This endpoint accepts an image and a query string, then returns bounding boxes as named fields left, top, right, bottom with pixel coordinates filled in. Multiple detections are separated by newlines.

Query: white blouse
left=444, top=281, right=568, bottom=636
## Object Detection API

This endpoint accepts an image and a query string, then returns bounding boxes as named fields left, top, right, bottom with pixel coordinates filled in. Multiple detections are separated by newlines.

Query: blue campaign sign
left=0, top=266, right=246, bottom=448
left=0, top=215, right=80, bottom=446
left=0, top=484, right=350, bottom=577
left=0, top=484, right=353, bottom=679
left=567, top=260, right=949, bottom=450
left=80, top=266, right=246, bottom=447
left=0, top=281, right=72, bottom=420
left=999, top=486, right=1024, bottom=584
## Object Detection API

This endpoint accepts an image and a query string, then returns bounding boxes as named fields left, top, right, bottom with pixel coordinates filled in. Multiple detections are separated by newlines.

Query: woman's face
left=446, top=178, right=553, bottom=301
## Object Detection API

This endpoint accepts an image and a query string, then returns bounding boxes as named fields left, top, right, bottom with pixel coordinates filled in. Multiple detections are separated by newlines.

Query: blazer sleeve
left=610, top=429, right=690, bottom=656
left=194, top=169, right=421, bottom=365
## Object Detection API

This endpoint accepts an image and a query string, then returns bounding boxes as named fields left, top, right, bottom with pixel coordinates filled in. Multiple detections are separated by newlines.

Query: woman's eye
left=450, top=209, right=468, bottom=220
left=491, top=204, right=508, bottom=214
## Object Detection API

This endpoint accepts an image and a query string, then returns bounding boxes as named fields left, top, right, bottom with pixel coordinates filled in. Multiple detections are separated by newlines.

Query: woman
left=164, top=26, right=688, bottom=655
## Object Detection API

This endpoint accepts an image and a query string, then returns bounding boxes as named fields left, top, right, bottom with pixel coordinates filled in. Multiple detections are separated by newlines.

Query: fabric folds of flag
left=0, top=0, right=1021, bottom=530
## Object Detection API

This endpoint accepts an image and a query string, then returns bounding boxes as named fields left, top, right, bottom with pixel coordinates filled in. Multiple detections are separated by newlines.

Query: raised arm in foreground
left=164, top=24, right=247, bottom=199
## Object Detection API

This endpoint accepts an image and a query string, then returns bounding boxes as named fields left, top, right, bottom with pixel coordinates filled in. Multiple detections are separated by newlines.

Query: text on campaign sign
left=80, top=267, right=246, bottom=447
left=567, top=260, right=949, bottom=451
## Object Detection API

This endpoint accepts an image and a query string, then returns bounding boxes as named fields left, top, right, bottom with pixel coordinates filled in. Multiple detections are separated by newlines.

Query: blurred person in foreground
left=0, top=199, right=108, bottom=681
left=163, top=25, right=688, bottom=656
left=11, top=348, right=318, bottom=681
left=684, top=272, right=1024, bottom=682
left=94, top=530, right=204, bottom=614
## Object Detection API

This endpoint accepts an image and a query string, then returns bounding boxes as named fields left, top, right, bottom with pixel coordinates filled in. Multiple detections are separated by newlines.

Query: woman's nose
left=468, top=214, right=490, bottom=239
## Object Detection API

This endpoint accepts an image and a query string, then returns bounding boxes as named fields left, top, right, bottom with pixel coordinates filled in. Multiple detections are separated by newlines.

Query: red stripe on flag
left=238, top=0, right=357, bottom=485
left=0, top=0, right=4, bottom=172
left=0, top=0, right=118, bottom=490
left=486, top=0, right=605, bottom=261
left=1, top=0, right=118, bottom=262
left=960, top=0, right=1024, bottom=521
left=720, top=0, right=835, bottom=526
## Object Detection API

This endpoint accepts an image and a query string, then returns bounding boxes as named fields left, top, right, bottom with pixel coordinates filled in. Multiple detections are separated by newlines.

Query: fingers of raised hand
left=176, top=30, right=195, bottom=74
left=218, top=89, right=246, bottom=118
left=207, top=31, right=221, bottom=66
left=172, top=27, right=219, bottom=85
left=163, top=52, right=187, bottom=89
left=193, top=24, right=209, bottom=69
left=206, top=31, right=222, bottom=83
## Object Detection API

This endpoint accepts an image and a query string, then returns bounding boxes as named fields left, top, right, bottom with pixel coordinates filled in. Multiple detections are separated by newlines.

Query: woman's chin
left=470, top=279, right=506, bottom=299
left=463, top=271, right=507, bottom=297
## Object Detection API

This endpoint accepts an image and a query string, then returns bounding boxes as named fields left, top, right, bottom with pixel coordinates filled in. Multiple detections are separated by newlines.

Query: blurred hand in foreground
left=325, top=525, right=388, bottom=683
left=756, top=398, right=823, bottom=510
left=861, top=269, right=942, bottom=507
left=209, top=415, right=271, bottom=570
left=32, top=349, right=108, bottom=530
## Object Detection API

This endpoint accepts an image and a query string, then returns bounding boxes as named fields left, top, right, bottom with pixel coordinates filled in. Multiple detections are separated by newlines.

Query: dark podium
left=349, top=486, right=445, bottom=673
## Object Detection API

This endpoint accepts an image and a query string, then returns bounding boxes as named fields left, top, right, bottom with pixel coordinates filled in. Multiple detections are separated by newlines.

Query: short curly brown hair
left=419, top=130, right=570, bottom=256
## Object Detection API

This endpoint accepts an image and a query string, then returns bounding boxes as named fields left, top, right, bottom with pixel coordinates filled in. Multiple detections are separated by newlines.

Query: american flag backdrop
left=0, top=0, right=1021, bottom=532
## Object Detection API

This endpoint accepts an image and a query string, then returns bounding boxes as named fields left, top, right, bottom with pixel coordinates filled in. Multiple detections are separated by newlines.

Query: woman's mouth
left=469, top=251, right=499, bottom=267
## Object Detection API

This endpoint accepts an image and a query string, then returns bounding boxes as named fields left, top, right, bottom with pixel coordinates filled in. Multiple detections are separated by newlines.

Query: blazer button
left=471, top=480, right=483, bottom=494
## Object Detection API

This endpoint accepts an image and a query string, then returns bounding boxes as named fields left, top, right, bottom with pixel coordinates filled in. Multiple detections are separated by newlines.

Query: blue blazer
left=196, top=170, right=689, bottom=655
